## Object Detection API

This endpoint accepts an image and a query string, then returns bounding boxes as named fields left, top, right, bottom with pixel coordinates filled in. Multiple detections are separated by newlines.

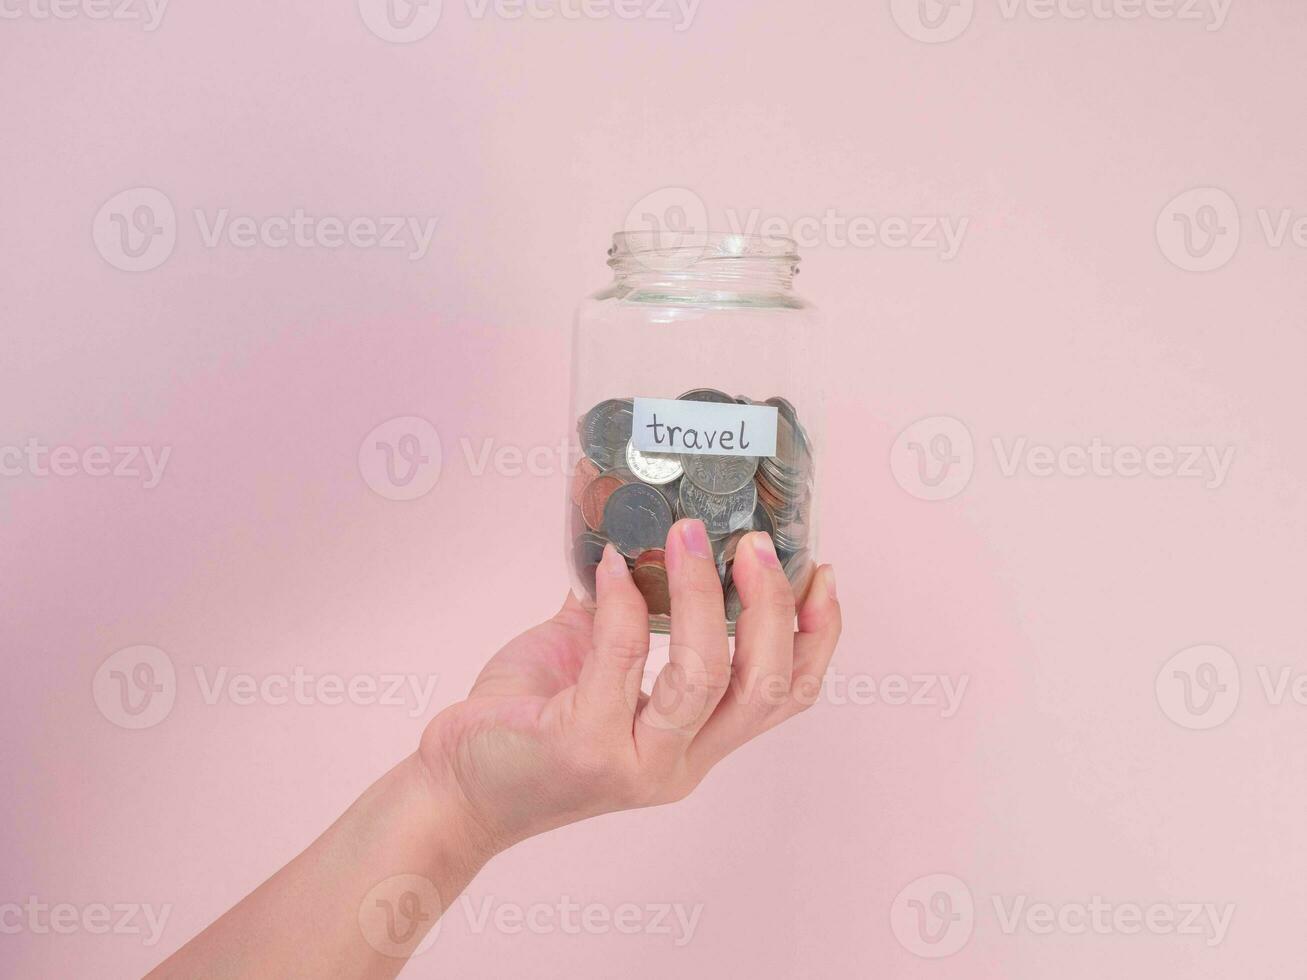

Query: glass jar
left=565, top=231, right=822, bottom=634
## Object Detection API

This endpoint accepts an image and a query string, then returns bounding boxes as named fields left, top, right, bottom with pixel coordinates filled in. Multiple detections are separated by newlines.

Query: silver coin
left=771, top=411, right=811, bottom=475
left=681, top=453, right=759, bottom=494
left=677, top=388, right=736, bottom=404
left=605, top=462, right=679, bottom=513
left=602, top=483, right=674, bottom=558
left=764, top=395, right=800, bottom=424
left=572, top=531, right=608, bottom=598
left=773, top=516, right=811, bottom=553
left=653, top=476, right=681, bottom=513
left=782, top=548, right=815, bottom=600
left=758, top=470, right=809, bottom=513
left=678, top=479, right=757, bottom=537
left=625, top=439, right=684, bottom=485
left=581, top=399, right=633, bottom=470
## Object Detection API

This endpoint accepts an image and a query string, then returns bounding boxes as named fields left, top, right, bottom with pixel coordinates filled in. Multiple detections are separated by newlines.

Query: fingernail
left=679, top=519, right=712, bottom=559
left=600, top=543, right=629, bottom=578
left=824, top=566, right=838, bottom=599
left=751, top=532, right=781, bottom=567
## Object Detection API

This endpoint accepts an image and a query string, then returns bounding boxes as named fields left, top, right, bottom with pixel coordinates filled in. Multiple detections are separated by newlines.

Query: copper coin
left=580, top=475, right=623, bottom=531
left=570, top=457, right=601, bottom=506
left=634, top=548, right=666, bottom=569
left=712, top=530, right=746, bottom=565
left=632, top=559, right=671, bottom=616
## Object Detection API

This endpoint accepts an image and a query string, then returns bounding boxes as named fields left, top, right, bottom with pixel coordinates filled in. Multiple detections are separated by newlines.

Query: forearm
left=148, top=753, right=495, bottom=979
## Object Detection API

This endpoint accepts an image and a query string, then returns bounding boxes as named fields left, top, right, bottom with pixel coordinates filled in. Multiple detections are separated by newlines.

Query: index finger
left=574, top=544, right=651, bottom=732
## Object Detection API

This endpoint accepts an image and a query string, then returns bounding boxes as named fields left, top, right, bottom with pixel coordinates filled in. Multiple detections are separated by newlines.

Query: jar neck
left=608, top=232, right=800, bottom=293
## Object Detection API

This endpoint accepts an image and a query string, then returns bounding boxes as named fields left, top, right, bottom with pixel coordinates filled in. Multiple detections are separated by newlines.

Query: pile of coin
left=569, top=388, right=814, bottom=624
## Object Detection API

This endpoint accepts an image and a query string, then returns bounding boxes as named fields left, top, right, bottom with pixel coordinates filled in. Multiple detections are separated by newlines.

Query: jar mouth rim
left=610, top=231, right=800, bottom=264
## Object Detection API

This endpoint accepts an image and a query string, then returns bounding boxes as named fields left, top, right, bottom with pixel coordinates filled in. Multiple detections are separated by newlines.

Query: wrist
left=403, top=750, right=504, bottom=873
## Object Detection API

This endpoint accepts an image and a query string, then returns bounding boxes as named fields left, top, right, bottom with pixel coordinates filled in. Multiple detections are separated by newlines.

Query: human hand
left=150, top=518, right=839, bottom=979
left=417, top=518, right=841, bottom=858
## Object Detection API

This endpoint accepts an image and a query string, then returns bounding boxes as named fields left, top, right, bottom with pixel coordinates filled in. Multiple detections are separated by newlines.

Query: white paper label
left=632, top=397, right=778, bottom=457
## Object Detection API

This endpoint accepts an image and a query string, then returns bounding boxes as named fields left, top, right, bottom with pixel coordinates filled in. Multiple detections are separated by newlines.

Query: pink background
left=3, top=0, right=1305, bottom=976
